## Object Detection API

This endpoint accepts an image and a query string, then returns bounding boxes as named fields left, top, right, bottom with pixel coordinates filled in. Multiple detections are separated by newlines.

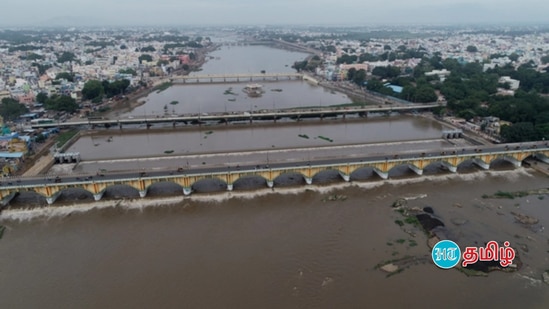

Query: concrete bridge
left=1, top=142, right=548, bottom=205
left=30, top=103, right=441, bottom=129
left=170, top=72, right=303, bottom=83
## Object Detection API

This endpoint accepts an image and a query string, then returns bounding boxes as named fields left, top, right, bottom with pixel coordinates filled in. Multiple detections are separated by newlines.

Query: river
left=1, top=169, right=548, bottom=308
left=2, top=41, right=549, bottom=308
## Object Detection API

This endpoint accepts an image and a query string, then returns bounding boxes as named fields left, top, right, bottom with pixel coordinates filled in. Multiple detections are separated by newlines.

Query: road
left=2, top=141, right=547, bottom=189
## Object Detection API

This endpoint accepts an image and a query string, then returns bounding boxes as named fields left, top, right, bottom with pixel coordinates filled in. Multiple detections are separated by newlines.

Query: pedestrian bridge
left=1, top=143, right=548, bottom=205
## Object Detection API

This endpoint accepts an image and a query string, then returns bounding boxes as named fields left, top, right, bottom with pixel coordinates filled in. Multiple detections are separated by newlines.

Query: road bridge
left=1, top=142, right=548, bottom=205
left=30, top=103, right=441, bottom=129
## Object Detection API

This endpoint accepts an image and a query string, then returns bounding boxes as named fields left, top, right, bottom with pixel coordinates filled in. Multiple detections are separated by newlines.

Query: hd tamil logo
left=431, top=240, right=461, bottom=269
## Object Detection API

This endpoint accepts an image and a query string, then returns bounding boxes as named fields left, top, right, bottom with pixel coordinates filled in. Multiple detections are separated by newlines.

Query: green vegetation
left=56, top=130, right=78, bottom=148
left=330, top=48, right=549, bottom=141
left=82, top=80, right=105, bottom=102
left=0, top=98, right=29, bottom=121
left=56, top=51, right=76, bottom=63
left=45, top=95, right=79, bottom=112
left=169, top=100, right=179, bottom=105
left=153, top=82, right=173, bottom=93
left=55, top=72, right=74, bottom=82
left=138, top=54, right=153, bottom=64
left=164, top=150, right=174, bottom=154
left=394, top=219, right=404, bottom=227
left=482, top=189, right=549, bottom=199
left=119, top=68, right=137, bottom=76
left=395, top=239, right=406, bottom=244
left=404, top=216, right=420, bottom=227
left=298, top=134, right=309, bottom=139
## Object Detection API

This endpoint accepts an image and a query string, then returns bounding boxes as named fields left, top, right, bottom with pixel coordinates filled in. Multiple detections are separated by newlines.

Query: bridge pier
left=183, top=187, right=192, bottom=195
left=267, top=180, right=274, bottom=188
left=503, top=156, right=522, bottom=168
left=472, top=159, right=490, bottom=170
left=339, top=172, right=350, bottom=182
left=373, top=169, right=389, bottom=180
left=304, top=177, right=313, bottom=185
left=441, top=162, right=458, bottom=173
left=535, top=153, right=549, bottom=164
left=408, top=164, right=424, bottom=175
left=93, top=191, right=105, bottom=201
left=46, top=191, right=62, bottom=205
left=139, top=190, right=148, bottom=198
left=1, top=192, right=18, bottom=208
left=227, top=184, right=234, bottom=191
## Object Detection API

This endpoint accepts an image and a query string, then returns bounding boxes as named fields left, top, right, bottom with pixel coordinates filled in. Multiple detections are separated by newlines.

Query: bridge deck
left=31, top=104, right=441, bottom=129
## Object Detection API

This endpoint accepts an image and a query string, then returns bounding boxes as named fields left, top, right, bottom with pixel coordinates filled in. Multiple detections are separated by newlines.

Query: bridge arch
left=102, top=184, right=141, bottom=199
left=191, top=177, right=228, bottom=193
left=272, top=171, right=308, bottom=187
left=145, top=181, right=184, bottom=197
left=232, top=175, right=269, bottom=190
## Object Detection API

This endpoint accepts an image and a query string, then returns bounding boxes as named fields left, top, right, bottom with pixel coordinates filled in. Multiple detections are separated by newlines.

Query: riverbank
left=104, top=43, right=221, bottom=118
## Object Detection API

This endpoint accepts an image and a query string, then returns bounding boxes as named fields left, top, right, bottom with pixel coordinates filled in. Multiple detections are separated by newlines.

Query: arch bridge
left=1, top=143, right=548, bottom=205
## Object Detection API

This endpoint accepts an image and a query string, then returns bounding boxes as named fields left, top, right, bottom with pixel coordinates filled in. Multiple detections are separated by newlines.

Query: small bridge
left=442, top=129, right=463, bottom=139
left=1, top=142, right=548, bottom=205
left=170, top=73, right=303, bottom=83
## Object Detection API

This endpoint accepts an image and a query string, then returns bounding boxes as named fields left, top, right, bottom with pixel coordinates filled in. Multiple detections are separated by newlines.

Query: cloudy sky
left=1, top=0, right=548, bottom=26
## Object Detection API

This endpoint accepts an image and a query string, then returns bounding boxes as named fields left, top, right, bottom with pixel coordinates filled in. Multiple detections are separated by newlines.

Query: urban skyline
left=0, top=0, right=548, bottom=27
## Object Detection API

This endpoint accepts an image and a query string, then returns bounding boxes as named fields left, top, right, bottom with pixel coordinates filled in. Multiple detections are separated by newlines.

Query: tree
left=55, top=72, right=74, bottom=82
left=82, top=80, right=104, bottom=101
left=0, top=98, right=29, bottom=121
left=352, top=69, right=366, bottom=86
left=45, top=95, right=79, bottom=112
left=141, top=45, right=156, bottom=52
left=509, top=53, right=519, bottom=62
left=57, top=51, right=76, bottom=63
left=366, top=79, right=384, bottom=92
left=36, top=92, right=48, bottom=104
left=119, top=68, right=137, bottom=76
left=500, top=122, right=538, bottom=142
left=138, top=54, right=153, bottom=64
left=466, top=45, right=478, bottom=53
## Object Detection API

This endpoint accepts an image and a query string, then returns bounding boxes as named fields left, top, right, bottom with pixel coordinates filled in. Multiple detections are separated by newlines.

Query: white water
left=0, top=168, right=536, bottom=222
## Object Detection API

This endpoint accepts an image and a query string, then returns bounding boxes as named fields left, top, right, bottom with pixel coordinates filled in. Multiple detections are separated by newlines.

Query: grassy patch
left=404, top=216, right=420, bottom=226
left=408, top=239, right=418, bottom=247
left=298, top=134, right=309, bottom=139
left=56, top=129, right=79, bottom=148
left=169, top=100, right=179, bottom=105
left=395, top=239, right=406, bottom=244
left=386, top=242, right=393, bottom=246
left=153, top=82, right=173, bottom=93
left=394, top=220, right=404, bottom=227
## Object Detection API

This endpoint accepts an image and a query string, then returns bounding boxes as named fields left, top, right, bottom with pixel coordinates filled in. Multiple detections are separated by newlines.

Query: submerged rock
left=543, top=271, right=549, bottom=285
left=511, top=212, right=539, bottom=225
left=380, top=263, right=399, bottom=273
